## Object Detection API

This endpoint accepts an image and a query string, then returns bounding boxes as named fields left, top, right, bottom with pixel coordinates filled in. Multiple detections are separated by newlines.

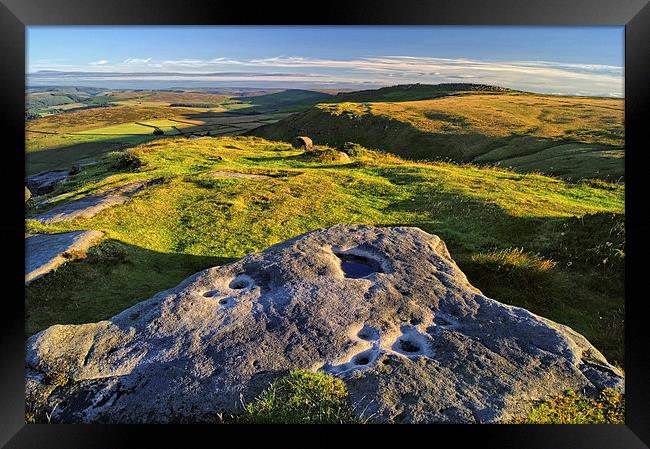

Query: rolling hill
left=328, top=83, right=512, bottom=103
left=235, top=89, right=334, bottom=113
left=249, top=85, right=624, bottom=180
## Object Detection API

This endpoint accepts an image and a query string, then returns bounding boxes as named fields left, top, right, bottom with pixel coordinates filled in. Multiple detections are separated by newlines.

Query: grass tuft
left=463, top=248, right=560, bottom=309
left=107, top=150, right=144, bottom=171
left=514, top=388, right=624, bottom=424
left=238, top=370, right=359, bottom=424
left=471, top=247, right=556, bottom=274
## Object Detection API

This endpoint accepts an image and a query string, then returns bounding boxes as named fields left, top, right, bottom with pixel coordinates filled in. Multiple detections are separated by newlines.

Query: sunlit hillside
left=251, top=89, right=624, bottom=180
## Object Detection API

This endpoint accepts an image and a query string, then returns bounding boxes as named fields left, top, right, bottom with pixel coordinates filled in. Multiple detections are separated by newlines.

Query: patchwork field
left=25, top=89, right=295, bottom=174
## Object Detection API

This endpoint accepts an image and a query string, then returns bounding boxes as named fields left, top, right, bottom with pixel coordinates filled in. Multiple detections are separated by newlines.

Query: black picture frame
left=1, top=0, right=648, bottom=446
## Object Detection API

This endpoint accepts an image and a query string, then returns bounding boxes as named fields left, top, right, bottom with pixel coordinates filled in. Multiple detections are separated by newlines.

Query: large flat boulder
left=26, top=170, right=70, bottom=196
left=25, top=225, right=623, bottom=423
left=210, top=171, right=270, bottom=179
left=25, top=230, right=104, bottom=285
left=32, top=180, right=155, bottom=224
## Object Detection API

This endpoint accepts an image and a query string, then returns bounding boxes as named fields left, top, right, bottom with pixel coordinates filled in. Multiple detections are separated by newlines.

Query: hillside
left=328, top=83, right=512, bottom=103
left=25, top=136, right=624, bottom=366
left=235, top=89, right=334, bottom=113
left=25, top=90, right=293, bottom=174
left=249, top=87, right=624, bottom=180
left=26, top=86, right=115, bottom=118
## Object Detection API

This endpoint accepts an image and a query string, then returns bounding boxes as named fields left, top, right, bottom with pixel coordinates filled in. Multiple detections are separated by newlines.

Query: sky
left=27, top=26, right=624, bottom=97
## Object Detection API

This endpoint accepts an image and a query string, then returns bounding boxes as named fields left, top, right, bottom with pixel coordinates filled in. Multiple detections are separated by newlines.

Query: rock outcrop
left=25, top=230, right=104, bottom=285
left=26, top=170, right=70, bottom=196
left=292, top=136, right=313, bottom=150
left=25, top=225, right=624, bottom=423
left=210, top=171, right=271, bottom=180
left=32, top=180, right=160, bottom=224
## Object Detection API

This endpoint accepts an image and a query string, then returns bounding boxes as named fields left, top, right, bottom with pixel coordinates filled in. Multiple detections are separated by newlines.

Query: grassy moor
left=24, top=25, right=626, bottom=425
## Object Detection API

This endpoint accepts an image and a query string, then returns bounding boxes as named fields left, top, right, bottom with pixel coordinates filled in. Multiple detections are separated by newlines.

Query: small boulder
left=335, top=151, right=351, bottom=162
left=292, top=136, right=313, bottom=151
left=309, top=148, right=351, bottom=163
left=26, top=170, right=70, bottom=196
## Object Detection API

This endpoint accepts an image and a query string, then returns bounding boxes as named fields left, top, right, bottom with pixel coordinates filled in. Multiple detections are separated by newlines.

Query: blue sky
left=27, top=26, right=624, bottom=96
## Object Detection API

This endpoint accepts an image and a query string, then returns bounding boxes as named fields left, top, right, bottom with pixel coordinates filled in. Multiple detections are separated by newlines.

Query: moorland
left=24, top=83, right=625, bottom=423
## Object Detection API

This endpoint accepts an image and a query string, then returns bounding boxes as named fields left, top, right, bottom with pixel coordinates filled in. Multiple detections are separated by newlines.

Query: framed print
left=1, top=0, right=648, bottom=446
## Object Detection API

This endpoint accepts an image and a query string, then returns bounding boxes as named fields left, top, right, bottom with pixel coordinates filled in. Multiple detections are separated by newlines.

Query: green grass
left=238, top=370, right=359, bottom=424
left=25, top=101, right=286, bottom=174
left=25, top=136, right=624, bottom=367
left=73, top=121, right=187, bottom=135
left=25, top=134, right=159, bottom=175
left=514, top=388, right=625, bottom=424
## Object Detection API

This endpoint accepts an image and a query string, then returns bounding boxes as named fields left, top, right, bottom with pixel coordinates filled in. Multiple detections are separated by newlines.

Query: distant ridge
left=329, top=83, right=513, bottom=103
left=235, top=89, right=334, bottom=113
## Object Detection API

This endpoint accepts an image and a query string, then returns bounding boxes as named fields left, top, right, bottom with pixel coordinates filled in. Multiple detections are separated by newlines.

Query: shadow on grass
left=25, top=238, right=237, bottom=338
left=26, top=135, right=159, bottom=175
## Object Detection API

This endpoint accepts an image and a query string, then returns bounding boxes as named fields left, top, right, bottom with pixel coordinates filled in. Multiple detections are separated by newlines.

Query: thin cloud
left=123, top=58, right=152, bottom=64
left=27, top=55, right=624, bottom=97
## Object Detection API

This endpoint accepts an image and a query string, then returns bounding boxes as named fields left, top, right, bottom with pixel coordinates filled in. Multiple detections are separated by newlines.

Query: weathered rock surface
left=26, top=170, right=70, bottom=196
left=32, top=180, right=157, bottom=224
left=334, top=151, right=351, bottom=162
left=292, top=135, right=313, bottom=150
left=25, top=230, right=104, bottom=285
left=25, top=225, right=624, bottom=423
left=210, top=171, right=270, bottom=179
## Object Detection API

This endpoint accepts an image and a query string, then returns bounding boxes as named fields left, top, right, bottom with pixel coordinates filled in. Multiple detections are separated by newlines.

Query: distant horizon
left=25, top=81, right=624, bottom=100
left=27, top=26, right=624, bottom=97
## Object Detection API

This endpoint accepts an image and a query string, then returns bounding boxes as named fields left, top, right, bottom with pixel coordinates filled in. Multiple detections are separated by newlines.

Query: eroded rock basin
left=25, top=225, right=624, bottom=424
left=337, top=253, right=382, bottom=278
